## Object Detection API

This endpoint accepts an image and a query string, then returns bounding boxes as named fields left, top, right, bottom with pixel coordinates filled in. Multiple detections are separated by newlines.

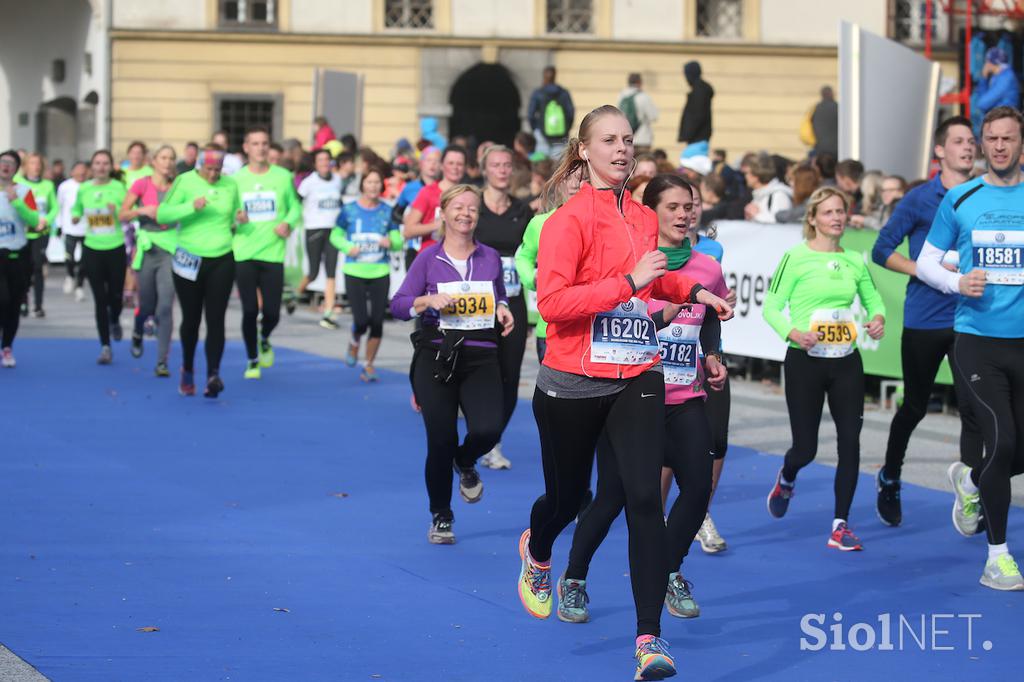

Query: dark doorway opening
left=448, top=63, right=521, bottom=147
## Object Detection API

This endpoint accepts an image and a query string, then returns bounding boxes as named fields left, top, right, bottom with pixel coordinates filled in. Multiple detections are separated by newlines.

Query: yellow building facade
left=109, top=0, right=957, bottom=162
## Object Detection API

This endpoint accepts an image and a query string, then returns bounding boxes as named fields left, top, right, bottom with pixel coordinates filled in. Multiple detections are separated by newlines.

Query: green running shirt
left=157, top=170, right=239, bottom=258
left=232, top=165, right=301, bottom=263
left=71, top=179, right=128, bottom=251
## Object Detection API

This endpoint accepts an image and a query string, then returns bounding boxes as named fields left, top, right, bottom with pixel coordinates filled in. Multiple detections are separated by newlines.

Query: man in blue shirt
left=917, top=106, right=1024, bottom=591
left=871, top=116, right=982, bottom=527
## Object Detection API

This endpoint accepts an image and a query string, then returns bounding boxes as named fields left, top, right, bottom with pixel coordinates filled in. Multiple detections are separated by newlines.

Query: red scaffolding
left=924, top=0, right=1024, bottom=116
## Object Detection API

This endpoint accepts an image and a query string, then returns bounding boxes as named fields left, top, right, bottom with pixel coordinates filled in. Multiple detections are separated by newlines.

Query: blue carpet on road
left=0, top=339, right=1020, bottom=681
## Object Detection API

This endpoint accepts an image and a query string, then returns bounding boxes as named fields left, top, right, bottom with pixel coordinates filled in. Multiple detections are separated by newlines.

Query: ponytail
left=541, top=138, right=586, bottom=212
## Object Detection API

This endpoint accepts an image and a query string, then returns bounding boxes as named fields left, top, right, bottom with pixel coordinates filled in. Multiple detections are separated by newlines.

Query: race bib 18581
left=972, top=229, right=1024, bottom=285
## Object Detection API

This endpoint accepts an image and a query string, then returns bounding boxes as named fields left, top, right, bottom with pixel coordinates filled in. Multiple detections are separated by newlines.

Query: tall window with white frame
left=547, top=0, right=593, bottom=34
left=384, top=0, right=434, bottom=29
left=219, top=0, right=277, bottom=29
left=696, top=0, right=742, bottom=39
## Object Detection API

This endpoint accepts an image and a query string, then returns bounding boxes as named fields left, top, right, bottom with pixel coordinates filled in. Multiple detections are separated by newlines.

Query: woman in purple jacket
left=391, top=184, right=515, bottom=545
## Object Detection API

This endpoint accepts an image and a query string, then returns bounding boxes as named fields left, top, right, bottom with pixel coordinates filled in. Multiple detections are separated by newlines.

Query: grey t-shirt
left=536, top=364, right=663, bottom=399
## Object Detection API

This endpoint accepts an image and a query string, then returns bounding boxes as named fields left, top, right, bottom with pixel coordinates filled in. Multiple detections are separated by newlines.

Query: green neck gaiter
left=658, top=238, right=692, bottom=271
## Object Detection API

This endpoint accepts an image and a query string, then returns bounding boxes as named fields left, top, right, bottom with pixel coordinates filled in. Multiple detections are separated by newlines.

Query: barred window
left=547, top=0, right=593, bottom=35
left=216, top=96, right=279, bottom=151
left=219, top=0, right=277, bottom=29
left=891, top=0, right=951, bottom=46
left=696, top=0, right=742, bottom=39
left=385, top=0, right=434, bottom=29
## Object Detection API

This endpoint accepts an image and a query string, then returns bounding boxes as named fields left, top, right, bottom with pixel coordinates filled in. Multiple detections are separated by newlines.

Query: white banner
left=714, top=220, right=804, bottom=361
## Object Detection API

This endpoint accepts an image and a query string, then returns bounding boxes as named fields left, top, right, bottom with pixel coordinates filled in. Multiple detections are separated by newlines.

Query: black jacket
left=678, top=79, right=714, bottom=143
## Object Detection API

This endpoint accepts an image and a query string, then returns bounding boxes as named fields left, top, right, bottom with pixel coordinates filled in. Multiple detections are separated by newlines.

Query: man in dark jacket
left=678, top=60, right=713, bottom=159
left=812, top=86, right=839, bottom=158
left=528, top=66, right=575, bottom=160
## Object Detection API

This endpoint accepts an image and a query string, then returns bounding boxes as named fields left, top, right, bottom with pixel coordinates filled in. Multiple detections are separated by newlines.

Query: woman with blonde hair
left=120, top=144, right=177, bottom=376
left=763, top=186, right=886, bottom=550
left=390, top=184, right=514, bottom=545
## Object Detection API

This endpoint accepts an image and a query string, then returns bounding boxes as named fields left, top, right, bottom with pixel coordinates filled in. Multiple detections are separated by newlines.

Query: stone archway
left=448, top=63, right=522, bottom=147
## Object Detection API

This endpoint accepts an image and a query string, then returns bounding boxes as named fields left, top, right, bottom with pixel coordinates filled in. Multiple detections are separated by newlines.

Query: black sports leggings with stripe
left=173, top=253, right=235, bottom=377
left=954, top=333, right=1024, bottom=546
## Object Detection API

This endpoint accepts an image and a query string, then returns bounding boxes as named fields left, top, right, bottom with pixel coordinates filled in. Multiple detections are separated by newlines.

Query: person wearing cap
left=976, top=47, right=1020, bottom=129
left=679, top=155, right=712, bottom=184
left=678, top=61, right=714, bottom=160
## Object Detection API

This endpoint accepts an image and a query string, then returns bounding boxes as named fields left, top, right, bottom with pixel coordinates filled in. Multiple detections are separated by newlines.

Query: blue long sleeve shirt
left=871, top=173, right=958, bottom=329
left=975, top=67, right=1020, bottom=113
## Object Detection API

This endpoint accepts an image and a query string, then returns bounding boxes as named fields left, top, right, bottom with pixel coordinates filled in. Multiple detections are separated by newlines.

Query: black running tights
left=83, top=245, right=126, bottom=347
left=173, top=253, right=235, bottom=376
left=236, top=259, right=283, bottom=360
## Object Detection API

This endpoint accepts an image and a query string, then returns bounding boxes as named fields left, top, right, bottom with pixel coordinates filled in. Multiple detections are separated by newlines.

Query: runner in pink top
left=557, top=174, right=729, bottom=627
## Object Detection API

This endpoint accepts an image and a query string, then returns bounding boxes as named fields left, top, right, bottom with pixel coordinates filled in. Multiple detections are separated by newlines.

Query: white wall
left=112, top=0, right=206, bottom=30
left=612, top=0, right=684, bottom=41
left=760, top=0, right=887, bottom=46
left=0, top=0, right=105, bottom=151
left=451, top=0, right=535, bottom=37
left=291, top=0, right=373, bottom=34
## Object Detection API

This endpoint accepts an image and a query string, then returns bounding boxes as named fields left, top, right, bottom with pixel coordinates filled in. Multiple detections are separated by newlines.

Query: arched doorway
left=35, top=96, right=77, bottom=164
left=448, top=63, right=521, bottom=147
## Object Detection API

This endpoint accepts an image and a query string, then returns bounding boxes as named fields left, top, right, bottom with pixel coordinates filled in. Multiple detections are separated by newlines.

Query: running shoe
left=144, top=317, right=156, bottom=338
left=517, top=529, right=552, bottom=619
left=20, top=303, right=27, bottom=317
left=74, top=287, right=85, bottom=302
left=244, top=361, right=261, bottom=380
left=876, top=469, right=902, bottom=527
left=32, top=308, right=45, bottom=318
left=110, top=322, right=123, bottom=342
left=258, top=339, right=274, bottom=368
left=428, top=513, right=455, bottom=545
left=1, top=347, right=15, bottom=368
left=154, top=362, right=170, bottom=378
left=284, top=296, right=297, bottom=315
left=556, top=574, right=590, bottom=623
left=130, top=333, right=144, bottom=359
left=948, top=462, right=981, bottom=536
left=696, top=513, right=727, bottom=553
left=204, top=374, right=225, bottom=398
left=62, top=276, right=73, bottom=294
left=97, top=345, right=113, bottom=365
left=360, top=365, right=379, bottom=383
left=980, top=554, right=1024, bottom=591
left=827, top=522, right=863, bottom=551
left=345, top=342, right=358, bottom=367
left=179, top=369, right=196, bottom=396
left=480, top=443, right=511, bottom=470
left=319, top=316, right=340, bottom=330
left=767, top=467, right=795, bottom=518
left=634, top=635, right=676, bottom=681
left=454, top=464, right=483, bottom=503
left=665, top=572, right=700, bottom=618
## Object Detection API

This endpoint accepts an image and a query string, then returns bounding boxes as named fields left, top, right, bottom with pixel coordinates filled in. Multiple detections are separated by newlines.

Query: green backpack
left=619, top=93, right=640, bottom=132
left=543, top=95, right=567, bottom=139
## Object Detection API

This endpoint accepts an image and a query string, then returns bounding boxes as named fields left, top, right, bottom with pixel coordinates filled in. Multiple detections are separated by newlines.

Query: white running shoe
left=1, top=347, right=15, bottom=368
left=696, top=513, right=727, bottom=553
left=74, top=287, right=85, bottom=302
left=481, top=443, right=512, bottom=470
left=62, top=276, right=74, bottom=294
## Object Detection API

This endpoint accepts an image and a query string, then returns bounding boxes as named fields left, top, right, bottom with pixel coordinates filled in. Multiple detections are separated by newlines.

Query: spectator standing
left=811, top=86, right=839, bottom=158
left=678, top=60, right=714, bottom=159
left=974, top=47, right=1021, bottom=134
left=312, top=116, right=337, bottom=151
left=528, top=66, right=575, bottom=160
left=618, top=73, right=659, bottom=152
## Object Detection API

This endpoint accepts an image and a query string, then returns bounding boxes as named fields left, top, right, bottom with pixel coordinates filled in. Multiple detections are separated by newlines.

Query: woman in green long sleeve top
left=19, top=154, right=58, bottom=316
left=762, top=187, right=886, bottom=552
left=155, top=146, right=239, bottom=398
left=329, top=169, right=402, bottom=381
left=71, top=150, right=128, bottom=362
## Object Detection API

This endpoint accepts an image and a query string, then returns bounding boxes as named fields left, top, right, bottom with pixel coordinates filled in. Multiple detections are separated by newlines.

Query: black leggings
left=530, top=371, right=667, bottom=638
left=883, top=327, right=983, bottom=480
left=953, top=333, right=1024, bottom=546
left=0, top=249, right=29, bottom=348
left=498, top=295, right=529, bottom=430
left=64, top=235, right=85, bottom=286
left=412, top=346, right=503, bottom=516
left=83, top=246, right=127, bottom=346
left=705, top=371, right=730, bottom=459
left=173, top=252, right=235, bottom=376
left=236, top=259, right=283, bottom=361
left=567, top=399, right=713, bottom=580
left=28, top=236, right=48, bottom=311
left=305, top=229, right=338, bottom=279
left=781, top=348, right=864, bottom=521
left=345, top=274, right=388, bottom=339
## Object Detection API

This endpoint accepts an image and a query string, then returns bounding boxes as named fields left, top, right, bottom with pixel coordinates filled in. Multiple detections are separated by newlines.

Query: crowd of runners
left=2, top=96, right=1023, bottom=680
